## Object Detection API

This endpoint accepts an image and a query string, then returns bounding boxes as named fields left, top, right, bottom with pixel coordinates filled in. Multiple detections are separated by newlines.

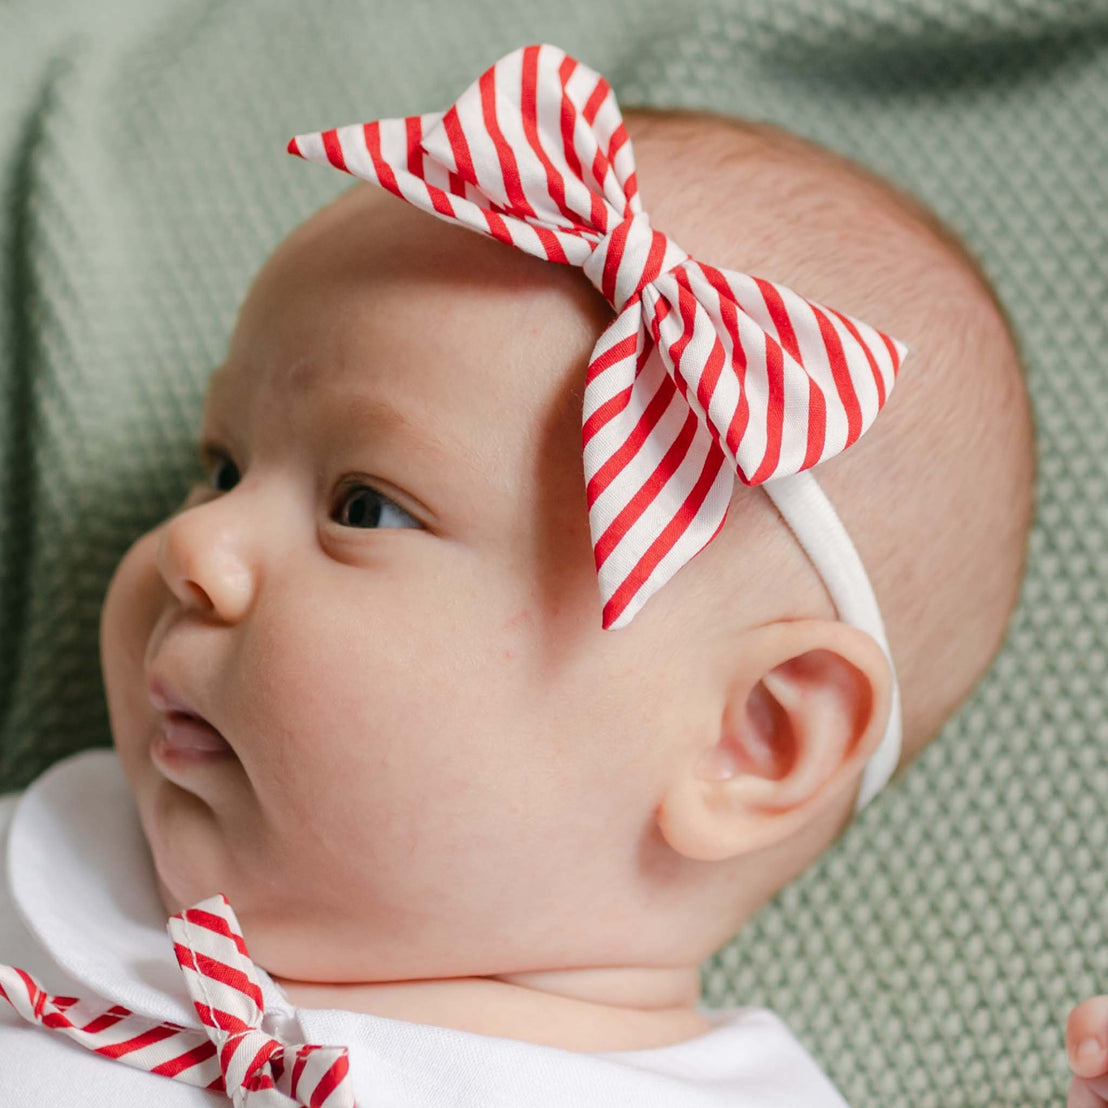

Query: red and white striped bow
left=0, top=894, right=355, bottom=1107
left=288, top=43, right=908, bottom=629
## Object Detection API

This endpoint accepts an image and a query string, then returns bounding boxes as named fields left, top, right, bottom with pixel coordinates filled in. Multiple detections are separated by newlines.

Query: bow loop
left=415, top=43, right=638, bottom=235
left=289, top=43, right=638, bottom=271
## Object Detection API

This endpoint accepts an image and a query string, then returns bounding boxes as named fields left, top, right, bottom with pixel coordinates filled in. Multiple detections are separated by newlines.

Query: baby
left=0, top=45, right=1036, bottom=1107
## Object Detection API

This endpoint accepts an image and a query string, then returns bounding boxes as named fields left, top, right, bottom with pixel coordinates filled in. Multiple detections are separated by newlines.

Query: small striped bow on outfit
left=288, top=42, right=908, bottom=630
left=0, top=894, right=355, bottom=1107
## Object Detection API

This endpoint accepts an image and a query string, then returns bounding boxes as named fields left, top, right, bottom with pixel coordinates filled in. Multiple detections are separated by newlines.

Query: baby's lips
left=1067, top=997, right=1108, bottom=1078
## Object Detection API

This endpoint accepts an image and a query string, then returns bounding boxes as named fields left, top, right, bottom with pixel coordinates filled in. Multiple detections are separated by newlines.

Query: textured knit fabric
left=0, top=2, right=1103, bottom=1105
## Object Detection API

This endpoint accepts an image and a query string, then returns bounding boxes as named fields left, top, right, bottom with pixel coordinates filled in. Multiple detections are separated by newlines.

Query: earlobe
left=656, top=619, right=892, bottom=863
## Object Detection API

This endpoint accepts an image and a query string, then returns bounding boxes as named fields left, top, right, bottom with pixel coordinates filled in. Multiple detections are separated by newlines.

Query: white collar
left=7, top=746, right=295, bottom=1029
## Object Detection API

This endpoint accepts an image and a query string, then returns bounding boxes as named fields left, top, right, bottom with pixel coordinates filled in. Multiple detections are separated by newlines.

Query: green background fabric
left=1, top=1, right=1105, bottom=1103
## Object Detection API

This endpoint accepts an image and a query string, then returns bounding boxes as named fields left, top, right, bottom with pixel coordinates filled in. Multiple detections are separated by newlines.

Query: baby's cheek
left=101, top=528, right=168, bottom=745
left=102, top=527, right=165, bottom=642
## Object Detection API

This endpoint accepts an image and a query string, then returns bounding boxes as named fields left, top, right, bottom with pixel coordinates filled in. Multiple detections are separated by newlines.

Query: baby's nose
left=155, top=494, right=258, bottom=623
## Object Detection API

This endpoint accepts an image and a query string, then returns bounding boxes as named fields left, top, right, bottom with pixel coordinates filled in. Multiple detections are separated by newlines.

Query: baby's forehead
left=212, top=185, right=611, bottom=500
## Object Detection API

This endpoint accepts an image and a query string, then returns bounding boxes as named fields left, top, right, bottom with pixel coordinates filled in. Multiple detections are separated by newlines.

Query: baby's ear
left=656, top=619, right=892, bottom=862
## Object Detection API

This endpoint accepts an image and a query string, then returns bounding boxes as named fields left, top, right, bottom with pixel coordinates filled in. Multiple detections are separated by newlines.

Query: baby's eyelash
left=191, top=443, right=422, bottom=530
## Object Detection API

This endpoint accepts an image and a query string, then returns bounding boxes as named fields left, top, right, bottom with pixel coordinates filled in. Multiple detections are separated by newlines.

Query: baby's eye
left=207, top=452, right=240, bottom=493
left=196, top=446, right=420, bottom=531
left=333, top=482, right=421, bottom=530
left=195, top=446, right=240, bottom=493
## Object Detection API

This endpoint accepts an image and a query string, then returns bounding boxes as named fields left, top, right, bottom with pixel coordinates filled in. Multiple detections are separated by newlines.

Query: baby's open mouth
left=157, top=710, right=234, bottom=758
left=147, top=676, right=235, bottom=762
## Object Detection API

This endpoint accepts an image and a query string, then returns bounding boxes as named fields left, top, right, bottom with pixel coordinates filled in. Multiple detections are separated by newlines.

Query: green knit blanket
left=3, top=2, right=1105, bottom=1103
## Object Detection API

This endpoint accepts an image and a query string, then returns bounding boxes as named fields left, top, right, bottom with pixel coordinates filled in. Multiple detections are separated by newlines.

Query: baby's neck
left=269, top=964, right=714, bottom=1053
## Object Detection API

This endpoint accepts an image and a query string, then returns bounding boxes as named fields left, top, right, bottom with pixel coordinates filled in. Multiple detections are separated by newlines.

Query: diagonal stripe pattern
left=288, top=42, right=909, bottom=629
left=0, top=894, right=356, bottom=1107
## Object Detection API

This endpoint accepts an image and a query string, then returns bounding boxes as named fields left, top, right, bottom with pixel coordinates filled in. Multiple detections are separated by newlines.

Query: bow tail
left=0, top=962, right=223, bottom=1088
left=582, top=300, right=734, bottom=630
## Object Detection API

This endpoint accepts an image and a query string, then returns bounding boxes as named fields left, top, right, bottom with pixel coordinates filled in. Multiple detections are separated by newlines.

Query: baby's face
left=100, top=186, right=707, bottom=981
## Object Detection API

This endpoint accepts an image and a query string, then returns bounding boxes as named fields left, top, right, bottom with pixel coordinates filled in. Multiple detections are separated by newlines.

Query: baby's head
left=99, top=102, right=1033, bottom=991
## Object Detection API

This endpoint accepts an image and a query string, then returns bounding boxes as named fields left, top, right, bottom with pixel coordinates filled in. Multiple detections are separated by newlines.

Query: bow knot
left=170, top=895, right=356, bottom=1107
left=221, top=1025, right=295, bottom=1104
left=228, top=1024, right=283, bottom=1082
left=582, top=212, right=689, bottom=313
left=0, top=893, right=356, bottom=1106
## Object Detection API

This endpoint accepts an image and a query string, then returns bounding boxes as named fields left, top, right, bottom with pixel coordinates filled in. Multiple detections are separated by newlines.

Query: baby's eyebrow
left=203, top=366, right=452, bottom=459
left=324, top=392, right=454, bottom=463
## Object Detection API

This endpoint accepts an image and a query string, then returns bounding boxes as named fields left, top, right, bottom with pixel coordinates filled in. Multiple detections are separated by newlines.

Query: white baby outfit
left=0, top=748, right=851, bottom=1107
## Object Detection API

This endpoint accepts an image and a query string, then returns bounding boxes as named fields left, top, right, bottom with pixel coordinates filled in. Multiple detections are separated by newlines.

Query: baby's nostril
left=184, top=582, right=209, bottom=607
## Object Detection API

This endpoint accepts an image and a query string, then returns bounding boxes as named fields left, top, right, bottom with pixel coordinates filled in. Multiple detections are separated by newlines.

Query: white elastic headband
left=762, top=470, right=902, bottom=811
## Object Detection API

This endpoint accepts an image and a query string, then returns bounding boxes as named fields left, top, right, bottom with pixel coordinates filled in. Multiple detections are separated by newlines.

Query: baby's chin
left=131, top=770, right=249, bottom=922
